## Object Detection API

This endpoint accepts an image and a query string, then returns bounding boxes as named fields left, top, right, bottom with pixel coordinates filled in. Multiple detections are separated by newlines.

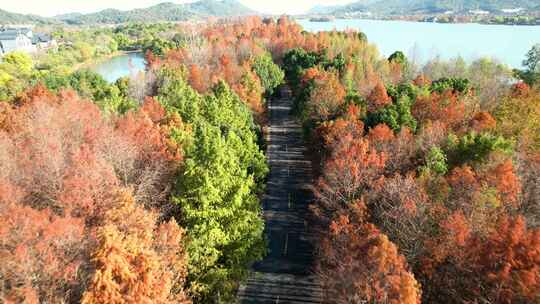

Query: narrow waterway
left=237, top=87, right=322, bottom=303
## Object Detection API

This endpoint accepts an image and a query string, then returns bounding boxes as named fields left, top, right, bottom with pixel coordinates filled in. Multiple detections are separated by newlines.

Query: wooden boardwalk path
left=237, top=88, right=322, bottom=303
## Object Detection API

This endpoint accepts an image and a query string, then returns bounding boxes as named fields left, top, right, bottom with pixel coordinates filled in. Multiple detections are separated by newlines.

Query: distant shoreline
left=296, top=16, right=540, bottom=27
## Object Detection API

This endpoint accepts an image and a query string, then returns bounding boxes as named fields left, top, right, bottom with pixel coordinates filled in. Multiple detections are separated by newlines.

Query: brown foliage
left=0, top=185, right=87, bottom=303
left=485, top=159, right=521, bottom=208
left=516, top=152, right=540, bottom=226
left=423, top=215, right=540, bottom=303
left=368, top=174, right=430, bottom=265
left=0, top=87, right=187, bottom=303
left=316, top=105, right=364, bottom=156
left=368, top=124, right=395, bottom=143
left=412, top=91, right=466, bottom=131
left=511, top=81, right=531, bottom=98
left=82, top=190, right=189, bottom=304
left=305, top=69, right=346, bottom=122
left=415, top=121, right=448, bottom=155
left=313, top=138, right=386, bottom=224
left=367, top=82, right=392, bottom=112
left=412, top=74, right=432, bottom=87
left=318, top=206, right=421, bottom=304
left=470, top=111, right=497, bottom=132
left=474, top=215, right=540, bottom=303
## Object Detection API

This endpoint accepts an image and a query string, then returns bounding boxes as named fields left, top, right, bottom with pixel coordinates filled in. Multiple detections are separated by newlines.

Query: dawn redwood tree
left=82, top=190, right=190, bottom=304
left=510, top=82, right=530, bottom=98
left=113, top=96, right=183, bottom=214
left=495, top=86, right=540, bottom=152
left=317, top=206, right=421, bottom=304
left=0, top=86, right=187, bottom=302
left=0, top=183, right=87, bottom=303
left=516, top=152, right=540, bottom=226
left=367, top=82, right=392, bottom=113
left=313, top=137, right=386, bottom=224
left=367, top=174, right=430, bottom=265
left=233, top=66, right=265, bottom=116
left=369, top=126, right=416, bottom=174
left=412, top=90, right=466, bottom=131
left=473, top=215, right=540, bottom=303
left=188, top=64, right=207, bottom=93
left=315, top=105, right=365, bottom=157
left=412, top=74, right=432, bottom=87
left=368, top=124, right=395, bottom=143
left=422, top=214, right=540, bottom=303
left=305, top=69, right=346, bottom=123
left=485, top=159, right=521, bottom=208
left=470, top=111, right=497, bottom=132
left=415, top=121, right=449, bottom=155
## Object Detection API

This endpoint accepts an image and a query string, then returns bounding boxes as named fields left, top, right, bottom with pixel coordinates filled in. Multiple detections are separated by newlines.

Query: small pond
left=91, top=52, right=146, bottom=83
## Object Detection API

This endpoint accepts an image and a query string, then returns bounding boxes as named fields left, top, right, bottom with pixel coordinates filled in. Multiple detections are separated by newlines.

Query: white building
left=0, top=27, right=57, bottom=57
left=469, top=10, right=490, bottom=15
left=0, top=28, right=36, bottom=56
left=32, top=33, right=57, bottom=50
left=501, top=8, right=524, bottom=14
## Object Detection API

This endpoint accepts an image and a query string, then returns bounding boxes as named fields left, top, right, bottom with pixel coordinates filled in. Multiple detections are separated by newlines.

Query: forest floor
left=237, top=87, right=322, bottom=303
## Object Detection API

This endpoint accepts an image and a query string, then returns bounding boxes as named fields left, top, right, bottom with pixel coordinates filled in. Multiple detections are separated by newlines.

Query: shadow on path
left=237, top=87, right=322, bottom=303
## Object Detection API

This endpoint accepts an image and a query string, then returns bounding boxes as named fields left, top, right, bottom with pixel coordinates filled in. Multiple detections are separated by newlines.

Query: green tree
left=0, top=70, right=12, bottom=87
left=0, top=52, right=34, bottom=100
left=1, top=51, right=33, bottom=76
left=446, top=132, right=513, bottom=166
left=523, top=43, right=540, bottom=75
left=366, top=94, right=417, bottom=132
left=252, top=53, right=284, bottom=96
left=157, top=70, right=267, bottom=302
left=40, top=69, right=135, bottom=114
left=431, top=77, right=471, bottom=94
left=388, top=51, right=407, bottom=66
left=143, top=37, right=176, bottom=57
left=421, top=146, right=448, bottom=175
left=282, top=48, right=324, bottom=88
left=516, top=44, right=540, bottom=86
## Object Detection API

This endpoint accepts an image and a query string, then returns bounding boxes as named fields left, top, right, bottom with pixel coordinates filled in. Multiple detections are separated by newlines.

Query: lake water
left=297, top=19, right=540, bottom=68
left=91, top=52, right=146, bottom=83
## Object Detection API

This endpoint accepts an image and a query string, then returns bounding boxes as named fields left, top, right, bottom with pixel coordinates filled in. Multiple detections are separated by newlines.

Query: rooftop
left=0, top=28, right=32, bottom=40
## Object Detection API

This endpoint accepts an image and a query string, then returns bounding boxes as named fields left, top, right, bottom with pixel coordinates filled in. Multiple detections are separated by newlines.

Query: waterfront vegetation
left=0, top=16, right=539, bottom=303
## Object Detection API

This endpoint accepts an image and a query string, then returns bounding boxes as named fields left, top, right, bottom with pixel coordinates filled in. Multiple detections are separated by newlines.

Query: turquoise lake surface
left=92, top=52, right=146, bottom=83
left=297, top=19, right=540, bottom=68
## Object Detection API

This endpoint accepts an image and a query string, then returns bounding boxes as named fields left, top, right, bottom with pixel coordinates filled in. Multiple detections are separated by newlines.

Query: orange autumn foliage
left=0, top=184, right=86, bottom=303
left=511, top=81, right=531, bottom=98
left=0, top=86, right=188, bottom=303
left=368, top=124, right=395, bottom=143
left=306, top=69, right=346, bottom=122
left=367, top=82, right=392, bottom=112
left=316, top=105, right=365, bottom=156
left=318, top=207, right=421, bottom=304
left=412, top=90, right=466, bottom=131
left=474, top=215, right=540, bottom=303
left=188, top=64, right=207, bottom=93
left=470, top=111, right=497, bottom=132
left=485, top=160, right=521, bottom=208
left=424, top=215, right=540, bottom=303
left=314, top=138, right=386, bottom=223
left=82, top=190, right=189, bottom=304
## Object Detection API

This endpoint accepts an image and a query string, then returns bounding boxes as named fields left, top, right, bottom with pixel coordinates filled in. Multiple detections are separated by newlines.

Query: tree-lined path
left=237, top=87, right=322, bottom=303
